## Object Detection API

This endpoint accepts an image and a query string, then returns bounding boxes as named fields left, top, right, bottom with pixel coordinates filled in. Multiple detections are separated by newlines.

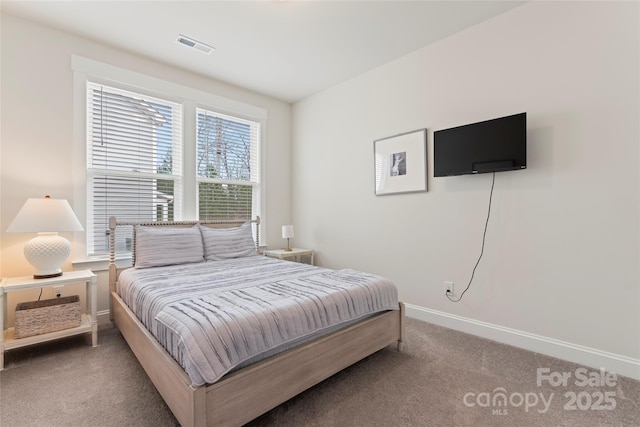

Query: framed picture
left=374, top=128, right=427, bottom=196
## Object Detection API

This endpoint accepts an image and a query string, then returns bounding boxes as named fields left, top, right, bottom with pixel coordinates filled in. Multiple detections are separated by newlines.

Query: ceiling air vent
left=177, top=34, right=214, bottom=54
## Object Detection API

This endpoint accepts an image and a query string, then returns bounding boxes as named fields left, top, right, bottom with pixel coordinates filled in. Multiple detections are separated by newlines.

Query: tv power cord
left=447, top=172, right=495, bottom=302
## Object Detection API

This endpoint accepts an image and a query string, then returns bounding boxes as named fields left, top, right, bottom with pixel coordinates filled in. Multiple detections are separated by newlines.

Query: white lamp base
left=24, top=232, right=71, bottom=279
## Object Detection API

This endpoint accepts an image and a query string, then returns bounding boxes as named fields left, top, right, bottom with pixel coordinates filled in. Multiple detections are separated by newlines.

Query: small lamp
left=7, top=196, right=83, bottom=279
left=282, top=225, right=294, bottom=252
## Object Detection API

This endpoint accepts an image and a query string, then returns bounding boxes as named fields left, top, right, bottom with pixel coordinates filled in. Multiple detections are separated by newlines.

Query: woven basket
left=14, top=295, right=81, bottom=339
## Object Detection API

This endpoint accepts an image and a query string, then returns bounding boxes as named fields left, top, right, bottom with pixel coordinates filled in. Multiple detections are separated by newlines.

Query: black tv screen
left=433, top=112, right=527, bottom=177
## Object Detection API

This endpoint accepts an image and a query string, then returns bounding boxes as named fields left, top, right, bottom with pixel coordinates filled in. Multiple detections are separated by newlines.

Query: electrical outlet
left=444, top=281, right=454, bottom=296
left=53, top=285, right=64, bottom=298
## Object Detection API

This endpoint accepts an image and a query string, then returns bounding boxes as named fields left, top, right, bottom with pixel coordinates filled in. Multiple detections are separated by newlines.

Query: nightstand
left=264, top=248, right=314, bottom=265
left=0, top=269, right=98, bottom=370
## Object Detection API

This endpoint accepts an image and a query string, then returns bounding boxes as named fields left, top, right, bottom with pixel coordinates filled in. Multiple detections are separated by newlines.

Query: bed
left=108, top=216, right=405, bottom=427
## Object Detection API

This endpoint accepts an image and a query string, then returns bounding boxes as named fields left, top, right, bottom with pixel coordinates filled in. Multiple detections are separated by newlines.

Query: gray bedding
left=117, top=255, right=398, bottom=386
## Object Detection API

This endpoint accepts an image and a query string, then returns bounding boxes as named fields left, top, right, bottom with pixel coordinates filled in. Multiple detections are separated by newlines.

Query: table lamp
left=282, top=225, right=294, bottom=252
left=7, top=196, right=84, bottom=279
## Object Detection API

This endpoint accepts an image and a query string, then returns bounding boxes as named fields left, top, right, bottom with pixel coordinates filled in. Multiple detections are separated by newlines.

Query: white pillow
left=135, top=225, right=204, bottom=268
left=200, top=222, right=256, bottom=261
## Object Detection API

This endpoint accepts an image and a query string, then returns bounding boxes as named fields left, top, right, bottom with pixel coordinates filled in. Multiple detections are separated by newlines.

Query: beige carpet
left=1, top=318, right=638, bottom=426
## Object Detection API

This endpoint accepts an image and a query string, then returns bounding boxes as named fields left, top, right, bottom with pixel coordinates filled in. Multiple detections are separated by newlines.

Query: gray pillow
left=200, top=222, right=256, bottom=261
left=135, top=225, right=204, bottom=268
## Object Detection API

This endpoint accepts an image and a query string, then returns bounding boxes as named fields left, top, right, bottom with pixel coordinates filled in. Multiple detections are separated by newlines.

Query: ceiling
left=1, top=1, right=525, bottom=103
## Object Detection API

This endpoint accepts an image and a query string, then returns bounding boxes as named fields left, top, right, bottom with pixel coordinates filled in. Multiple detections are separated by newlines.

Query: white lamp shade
left=7, top=197, right=83, bottom=278
left=7, top=197, right=83, bottom=233
left=282, top=225, right=294, bottom=239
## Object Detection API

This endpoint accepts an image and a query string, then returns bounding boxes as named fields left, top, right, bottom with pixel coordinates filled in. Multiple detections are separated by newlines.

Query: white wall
left=292, top=1, right=639, bottom=374
left=0, top=14, right=292, bottom=319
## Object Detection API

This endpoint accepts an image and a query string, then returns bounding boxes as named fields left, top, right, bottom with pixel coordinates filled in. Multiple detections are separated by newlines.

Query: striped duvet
left=117, top=255, right=398, bottom=386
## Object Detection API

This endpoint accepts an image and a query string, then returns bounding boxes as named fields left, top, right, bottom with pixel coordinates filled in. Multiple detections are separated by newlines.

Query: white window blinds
left=87, top=83, right=182, bottom=255
left=196, top=108, right=260, bottom=221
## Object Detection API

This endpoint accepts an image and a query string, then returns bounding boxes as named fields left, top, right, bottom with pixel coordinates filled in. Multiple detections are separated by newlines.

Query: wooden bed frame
left=108, top=216, right=405, bottom=427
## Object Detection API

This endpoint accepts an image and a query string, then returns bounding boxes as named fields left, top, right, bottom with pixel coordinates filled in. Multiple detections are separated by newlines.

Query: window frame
left=86, top=82, right=185, bottom=256
left=195, top=106, right=261, bottom=223
left=72, top=55, right=267, bottom=260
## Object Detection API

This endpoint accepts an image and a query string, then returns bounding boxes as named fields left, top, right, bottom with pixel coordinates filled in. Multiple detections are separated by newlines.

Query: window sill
left=72, top=255, right=132, bottom=272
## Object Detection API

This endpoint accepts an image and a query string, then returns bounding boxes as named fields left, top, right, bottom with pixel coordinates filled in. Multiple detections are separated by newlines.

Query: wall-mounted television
left=433, top=112, right=527, bottom=177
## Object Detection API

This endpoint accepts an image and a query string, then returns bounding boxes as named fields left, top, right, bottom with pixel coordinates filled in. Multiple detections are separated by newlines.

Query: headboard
left=108, top=216, right=260, bottom=317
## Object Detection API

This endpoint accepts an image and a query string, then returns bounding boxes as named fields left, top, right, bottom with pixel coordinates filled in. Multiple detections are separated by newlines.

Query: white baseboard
left=405, top=304, right=640, bottom=381
left=97, top=309, right=112, bottom=326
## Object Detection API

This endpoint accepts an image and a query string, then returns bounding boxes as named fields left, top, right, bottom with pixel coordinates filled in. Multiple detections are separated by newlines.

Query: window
left=85, top=80, right=262, bottom=257
left=87, top=83, right=182, bottom=255
left=196, top=108, right=260, bottom=221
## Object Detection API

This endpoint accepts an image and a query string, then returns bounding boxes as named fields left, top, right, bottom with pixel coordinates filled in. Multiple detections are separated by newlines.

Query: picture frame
left=374, top=128, right=427, bottom=196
